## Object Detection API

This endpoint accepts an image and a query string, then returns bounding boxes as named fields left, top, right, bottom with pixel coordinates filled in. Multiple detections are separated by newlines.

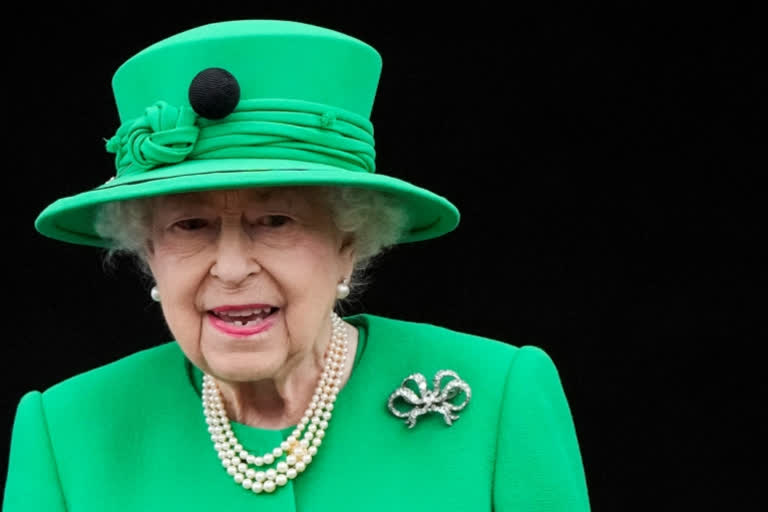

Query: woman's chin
left=199, top=330, right=286, bottom=382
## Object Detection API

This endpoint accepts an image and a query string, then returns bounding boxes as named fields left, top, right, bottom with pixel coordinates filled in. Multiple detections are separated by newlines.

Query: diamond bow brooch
left=387, top=370, right=472, bottom=428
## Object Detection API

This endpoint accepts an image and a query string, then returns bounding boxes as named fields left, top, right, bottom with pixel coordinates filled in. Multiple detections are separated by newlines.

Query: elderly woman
left=4, top=20, right=590, bottom=511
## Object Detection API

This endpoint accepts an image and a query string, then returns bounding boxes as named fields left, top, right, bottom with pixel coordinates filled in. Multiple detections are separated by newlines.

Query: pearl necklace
left=202, top=312, right=349, bottom=494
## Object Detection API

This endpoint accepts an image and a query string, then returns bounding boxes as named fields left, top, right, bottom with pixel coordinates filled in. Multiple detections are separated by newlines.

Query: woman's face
left=144, top=187, right=355, bottom=383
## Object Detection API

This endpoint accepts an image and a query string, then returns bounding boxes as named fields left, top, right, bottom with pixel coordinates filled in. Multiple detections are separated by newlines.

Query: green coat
left=4, top=314, right=590, bottom=511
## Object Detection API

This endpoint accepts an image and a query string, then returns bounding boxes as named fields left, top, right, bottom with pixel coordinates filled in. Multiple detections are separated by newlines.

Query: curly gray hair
left=93, top=186, right=408, bottom=300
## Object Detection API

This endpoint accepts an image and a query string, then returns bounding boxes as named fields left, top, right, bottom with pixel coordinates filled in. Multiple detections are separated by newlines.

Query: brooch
left=387, top=370, right=472, bottom=428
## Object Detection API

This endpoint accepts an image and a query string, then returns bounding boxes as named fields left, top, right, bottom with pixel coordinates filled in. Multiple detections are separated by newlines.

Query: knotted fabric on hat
left=106, top=98, right=376, bottom=179
left=106, top=101, right=199, bottom=171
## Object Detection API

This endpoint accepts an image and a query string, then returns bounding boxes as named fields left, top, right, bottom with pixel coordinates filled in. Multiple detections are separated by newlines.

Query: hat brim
left=35, top=158, right=460, bottom=247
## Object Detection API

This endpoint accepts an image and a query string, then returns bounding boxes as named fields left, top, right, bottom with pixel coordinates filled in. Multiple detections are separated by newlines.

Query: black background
left=2, top=5, right=762, bottom=510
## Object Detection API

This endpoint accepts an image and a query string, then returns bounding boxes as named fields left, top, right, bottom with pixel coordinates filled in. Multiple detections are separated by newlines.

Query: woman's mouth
left=207, top=305, right=279, bottom=337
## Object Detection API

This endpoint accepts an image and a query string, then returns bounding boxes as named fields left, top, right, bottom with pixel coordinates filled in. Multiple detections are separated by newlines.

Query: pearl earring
left=150, top=286, right=160, bottom=302
left=336, top=279, right=350, bottom=299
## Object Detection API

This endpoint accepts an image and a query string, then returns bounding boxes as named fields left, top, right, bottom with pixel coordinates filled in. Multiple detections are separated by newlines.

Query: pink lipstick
left=207, top=304, right=277, bottom=337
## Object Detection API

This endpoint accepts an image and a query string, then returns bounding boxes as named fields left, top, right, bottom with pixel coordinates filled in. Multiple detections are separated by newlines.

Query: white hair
left=93, top=186, right=408, bottom=298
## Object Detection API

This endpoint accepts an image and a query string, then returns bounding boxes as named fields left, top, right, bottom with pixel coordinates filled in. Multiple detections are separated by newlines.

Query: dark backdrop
left=2, top=5, right=761, bottom=510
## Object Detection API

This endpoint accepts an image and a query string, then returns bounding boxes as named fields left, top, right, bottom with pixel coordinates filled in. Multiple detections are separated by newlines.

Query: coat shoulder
left=360, top=313, right=520, bottom=355
left=39, top=342, right=185, bottom=415
left=353, top=314, right=528, bottom=387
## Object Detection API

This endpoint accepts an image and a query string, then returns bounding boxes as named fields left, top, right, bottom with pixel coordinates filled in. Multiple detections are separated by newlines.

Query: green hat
left=34, top=19, right=460, bottom=247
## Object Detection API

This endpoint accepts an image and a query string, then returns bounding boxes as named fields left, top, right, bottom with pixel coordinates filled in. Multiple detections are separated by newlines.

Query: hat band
left=105, top=99, right=376, bottom=178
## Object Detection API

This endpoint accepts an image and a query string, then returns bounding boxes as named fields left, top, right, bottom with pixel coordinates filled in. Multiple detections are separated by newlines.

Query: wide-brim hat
left=35, top=19, right=459, bottom=247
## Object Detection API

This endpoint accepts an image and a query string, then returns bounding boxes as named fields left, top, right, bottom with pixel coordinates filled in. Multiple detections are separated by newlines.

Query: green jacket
left=4, top=314, right=590, bottom=511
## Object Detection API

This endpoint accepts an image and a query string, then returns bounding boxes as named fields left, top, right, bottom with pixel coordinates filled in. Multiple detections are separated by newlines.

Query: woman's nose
left=209, top=222, right=261, bottom=285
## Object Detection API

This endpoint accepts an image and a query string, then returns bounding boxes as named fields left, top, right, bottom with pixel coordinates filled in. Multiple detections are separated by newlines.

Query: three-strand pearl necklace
left=202, top=312, right=349, bottom=494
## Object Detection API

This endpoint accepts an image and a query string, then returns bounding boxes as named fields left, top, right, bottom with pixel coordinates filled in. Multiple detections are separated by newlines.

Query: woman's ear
left=143, top=239, right=156, bottom=268
left=339, top=234, right=356, bottom=272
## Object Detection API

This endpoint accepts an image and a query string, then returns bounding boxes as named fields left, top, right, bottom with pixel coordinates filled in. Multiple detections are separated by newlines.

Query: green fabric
left=33, top=20, right=461, bottom=249
left=4, top=314, right=590, bottom=511
left=107, top=99, right=376, bottom=178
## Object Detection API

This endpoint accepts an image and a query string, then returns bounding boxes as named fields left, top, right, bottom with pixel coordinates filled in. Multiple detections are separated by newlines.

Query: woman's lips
left=211, top=304, right=274, bottom=313
left=207, top=305, right=278, bottom=337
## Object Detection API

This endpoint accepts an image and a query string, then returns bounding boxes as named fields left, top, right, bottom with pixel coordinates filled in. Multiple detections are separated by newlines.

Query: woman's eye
left=174, top=218, right=209, bottom=231
left=258, top=215, right=291, bottom=228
